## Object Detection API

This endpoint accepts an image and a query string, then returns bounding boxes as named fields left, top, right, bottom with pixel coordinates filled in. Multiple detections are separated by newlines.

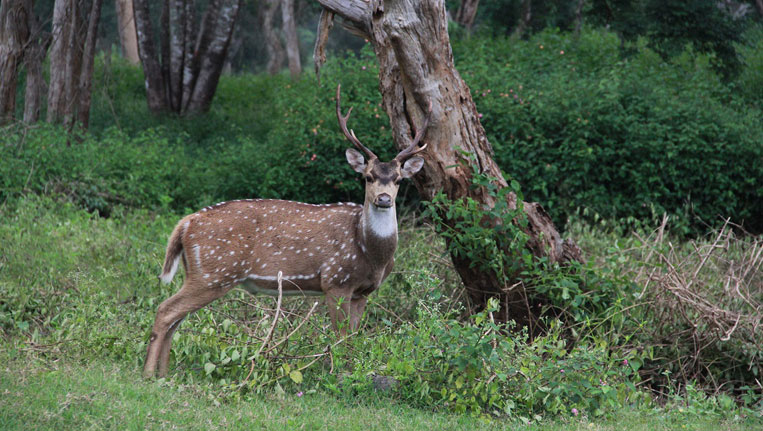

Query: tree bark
left=133, top=0, right=167, bottom=113
left=756, top=0, right=763, bottom=18
left=23, top=6, right=50, bottom=123
left=313, top=9, right=334, bottom=82
left=0, top=0, right=31, bottom=125
left=47, top=0, right=74, bottom=123
left=185, top=0, right=241, bottom=113
left=281, top=0, right=302, bottom=78
left=133, top=0, right=242, bottom=115
left=574, top=0, right=585, bottom=36
left=46, top=0, right=102, bottom=128
left=314, top=0, right=581, bottom=326
left=263, top=0, right=285, bottom=75
left=454, top=0, right=479, bottom=30
left=61, top=0, right=85, bottom=126
left=76, top=0, right=103, bottom=128
left=115, top=0, right=140, bottom=64
left=511, top=0, right=532, bottom=40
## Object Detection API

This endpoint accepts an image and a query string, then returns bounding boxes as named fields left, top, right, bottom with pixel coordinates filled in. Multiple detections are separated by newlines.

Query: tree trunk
left=574, top=0, right=585, bottom=36
left=756, top=0, right=763, bottom=18
left=23, top=7, right=50, bottom=123
left=61, top=0, right=86, bottom=126
left=281, top=0, right=302, bottom=78
left=76, top=0, right=103, bottom=128
left=314, top=0, right=581, bottom=326
left=47, top=0, right=102, bottom=128
left=511, top=0, right=532, bottom=40
left=133, top=0, right=242, bottom=115
left=133, top=0, right=166, bottom=113
left=185, top=0, right=241, bottom=113
left=115, top=0, right=140, bottom=64
left=0, top=0, right=31, bottom=125
left=263, top=0, right=285, bottom=75
left=47, top=0, right=74, bottom=123
left=454, top=0, right=479, bottom=30
left=179, top=0, right=197, bottom=111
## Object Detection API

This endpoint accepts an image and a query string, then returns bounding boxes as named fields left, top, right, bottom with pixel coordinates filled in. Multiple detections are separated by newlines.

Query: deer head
left=337, top=84, right=429, bottom=213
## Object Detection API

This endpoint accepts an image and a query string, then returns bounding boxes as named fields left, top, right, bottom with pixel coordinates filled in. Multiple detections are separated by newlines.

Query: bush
left=455, top=28, right=763, bottom=234
left=3, top=28, right=762, bottom=234
left=335, top=300, right=645, bottom=419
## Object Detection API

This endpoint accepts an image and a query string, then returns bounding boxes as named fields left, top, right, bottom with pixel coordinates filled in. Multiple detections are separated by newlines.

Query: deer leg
left=325, top=290, right=352, bottom=335
left=349, top=296, right=368, bottom=332
left=156, top=316, right=185, bottom=377
left=143, top=281, right=230, bottom=378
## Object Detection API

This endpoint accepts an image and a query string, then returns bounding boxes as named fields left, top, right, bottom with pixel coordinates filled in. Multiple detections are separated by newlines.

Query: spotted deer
left=142, top=85, right=430, bottom=378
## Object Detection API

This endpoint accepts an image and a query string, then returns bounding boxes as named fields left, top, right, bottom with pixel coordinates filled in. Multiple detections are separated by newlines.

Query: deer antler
left=336, top=84, right=377, bottom=160
left=395, top=101, right=432, bottom=162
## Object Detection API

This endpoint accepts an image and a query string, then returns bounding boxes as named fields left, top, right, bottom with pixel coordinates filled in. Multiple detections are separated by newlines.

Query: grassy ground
left=0, top=354, right=754, bottom=431
left=0, top=196, right=760, bottom=429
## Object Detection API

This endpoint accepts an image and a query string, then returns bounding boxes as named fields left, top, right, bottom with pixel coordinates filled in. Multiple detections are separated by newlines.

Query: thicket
left=2, top=27, right=761, bottom=234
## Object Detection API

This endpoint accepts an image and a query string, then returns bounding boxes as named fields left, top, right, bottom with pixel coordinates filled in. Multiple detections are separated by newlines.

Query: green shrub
left=330, top=298, right=646, bottom=419
left=4, top=28, right=762, bottom=235
left=736, top=25, right=763, bottom=106
left=422, top=166, right=634, bottom=329
left=455, top=28, right=763, bottom=234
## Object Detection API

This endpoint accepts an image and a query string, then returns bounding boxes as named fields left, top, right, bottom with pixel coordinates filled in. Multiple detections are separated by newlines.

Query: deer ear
left=401, top=157, right=424, bottom=178
left=346, top=148, right=367, bottom=173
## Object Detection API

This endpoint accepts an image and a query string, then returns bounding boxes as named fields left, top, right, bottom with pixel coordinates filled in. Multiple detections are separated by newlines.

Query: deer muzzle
left=374, top=193, right=393, bottom=208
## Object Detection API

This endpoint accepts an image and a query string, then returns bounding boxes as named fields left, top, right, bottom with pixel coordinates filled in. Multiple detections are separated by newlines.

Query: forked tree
left=47, top=0, right=103, bottom=128
left=132, top=0, right=243, bottom=114
left=313, top=0, right=581, bottom=327
left=143, top=86, right=429, bottom=378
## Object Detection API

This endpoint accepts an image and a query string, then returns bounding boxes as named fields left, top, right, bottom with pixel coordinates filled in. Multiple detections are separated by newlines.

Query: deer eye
left=365, top=175, right=373, bottom=183
left=394, top=178, right=402, bottom=185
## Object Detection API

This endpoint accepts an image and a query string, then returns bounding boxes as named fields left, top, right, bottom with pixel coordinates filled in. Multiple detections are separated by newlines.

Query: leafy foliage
left=5, top=27, right=762, bottom=234
left=456, top=28, right=763, bottom=234
left=422, top=165, right=635, bottom=329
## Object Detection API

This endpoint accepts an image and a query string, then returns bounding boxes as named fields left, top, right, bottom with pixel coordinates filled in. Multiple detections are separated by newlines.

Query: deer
left=142, top=85, right=431, bottom=378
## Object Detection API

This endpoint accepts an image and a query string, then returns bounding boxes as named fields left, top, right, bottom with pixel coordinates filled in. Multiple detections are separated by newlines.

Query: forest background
left=1, top=0, right=762, bottom=429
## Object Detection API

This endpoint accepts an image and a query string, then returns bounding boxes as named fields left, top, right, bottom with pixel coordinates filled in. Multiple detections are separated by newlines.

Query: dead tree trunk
left=115, top=0, right=140, bottom=64
left=281, top=0, right=302, bottom=78
left=263, top=0, right=285, bottom=74
left=314, top=0, right=581, bottom=326
left=0, top=0, right=31, bottom=125
left=133, top=0, right=242, bottom=114
left=455, top=0, right=479, bottom=30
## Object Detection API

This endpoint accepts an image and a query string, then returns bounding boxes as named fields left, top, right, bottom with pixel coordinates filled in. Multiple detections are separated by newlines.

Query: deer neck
left=358, top=202, right=398, bottom=266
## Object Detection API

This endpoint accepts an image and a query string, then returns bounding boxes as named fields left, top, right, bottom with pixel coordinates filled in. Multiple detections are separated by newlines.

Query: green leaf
left=204, top=362, right=216, bottom=375
left=455, top=375, right=464, bottom=389
left=289, top=370, right=303, bottom=384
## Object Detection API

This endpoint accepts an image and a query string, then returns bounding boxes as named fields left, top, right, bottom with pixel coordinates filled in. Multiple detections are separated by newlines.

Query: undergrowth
left=1, top=196, right=760, bottom=422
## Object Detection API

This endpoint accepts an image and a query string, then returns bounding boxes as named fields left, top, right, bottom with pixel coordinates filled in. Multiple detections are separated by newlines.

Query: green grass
left=0, top=196, right=760, bottom=428
left=0, top=354, right=489, bottom=430
left=0, top=354, right=755, bottom=431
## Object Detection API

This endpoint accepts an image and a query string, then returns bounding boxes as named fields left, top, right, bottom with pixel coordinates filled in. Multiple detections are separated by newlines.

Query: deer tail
left=158, top=218, right=188, bottom=284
